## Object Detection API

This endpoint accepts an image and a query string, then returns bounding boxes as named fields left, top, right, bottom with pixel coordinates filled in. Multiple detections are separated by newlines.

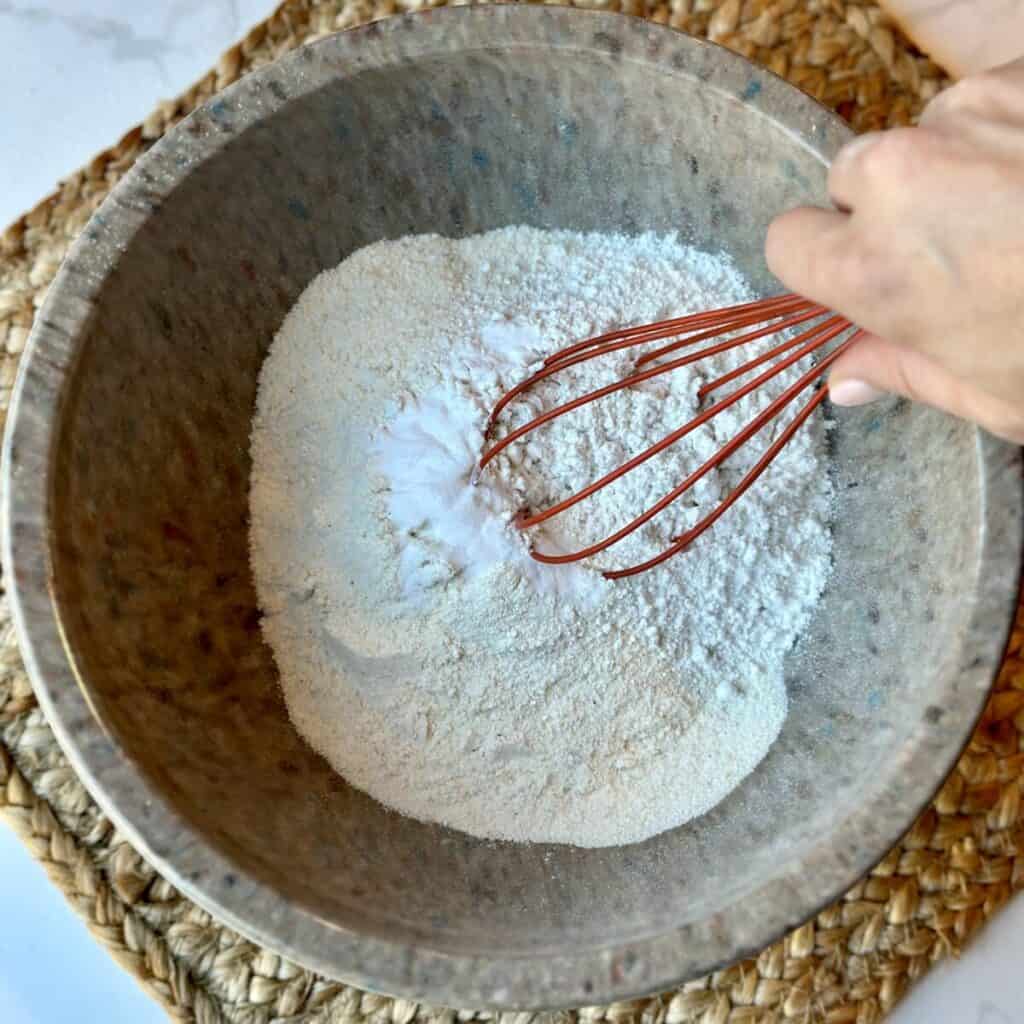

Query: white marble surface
left=0, top=0, right=275, bottom=227
left=0, top=3, right=1022, bottom=1022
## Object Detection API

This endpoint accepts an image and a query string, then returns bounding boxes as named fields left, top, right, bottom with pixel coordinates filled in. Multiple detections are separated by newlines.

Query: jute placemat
left=1, top=1, right=1021, bottom=1021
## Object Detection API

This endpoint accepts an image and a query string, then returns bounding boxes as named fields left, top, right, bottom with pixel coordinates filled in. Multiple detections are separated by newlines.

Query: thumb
left=828, top=333, right=1024, bottom=444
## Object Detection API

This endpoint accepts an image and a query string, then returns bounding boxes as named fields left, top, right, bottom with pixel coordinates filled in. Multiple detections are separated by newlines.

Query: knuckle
left=829, top=132, right=878, bottom=196
left=855, top=128, right=923, bottom=183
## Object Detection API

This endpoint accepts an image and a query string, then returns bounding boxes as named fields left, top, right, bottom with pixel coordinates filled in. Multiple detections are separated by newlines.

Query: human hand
left=878, top=0, right=1024, bottom=78
left=765, top=57, right=1024, bottom=444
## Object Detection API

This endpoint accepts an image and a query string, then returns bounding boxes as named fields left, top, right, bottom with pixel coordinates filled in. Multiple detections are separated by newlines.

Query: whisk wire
left=476, top=294, right=860, bottom=577
left=542, top=293, right=813, bottom=367
left=486, top=295, right=819, bottom=430
left=697, top=314, right=847, bottom=399
left=631, top=298, right=821, bottom=369
left=480, top=307, right=836, bottom=472
left=525, top=326, right=859, bottom=563
left=603, top=331, right=861, bottom=578
left=603, top=384, right=832, bottom=579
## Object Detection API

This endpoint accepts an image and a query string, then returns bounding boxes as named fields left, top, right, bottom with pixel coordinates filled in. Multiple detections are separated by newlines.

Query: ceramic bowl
left=4, top=5, right=1021, bottom=1009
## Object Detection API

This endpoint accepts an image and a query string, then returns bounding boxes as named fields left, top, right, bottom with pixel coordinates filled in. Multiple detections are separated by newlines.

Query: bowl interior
left=15, top=7, right=1019, bottom=1008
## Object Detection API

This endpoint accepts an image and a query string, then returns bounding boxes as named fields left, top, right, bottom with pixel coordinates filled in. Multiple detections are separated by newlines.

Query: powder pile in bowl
left=248, top=227, right=832, bottom=847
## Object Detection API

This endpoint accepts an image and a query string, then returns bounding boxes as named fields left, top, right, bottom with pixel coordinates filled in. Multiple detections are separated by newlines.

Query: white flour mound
left=249, top=227, right=833, bottom=848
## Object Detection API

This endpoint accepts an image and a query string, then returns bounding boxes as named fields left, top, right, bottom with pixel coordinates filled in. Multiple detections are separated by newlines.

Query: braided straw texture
left=1, top=1, right=1021, bottom=1021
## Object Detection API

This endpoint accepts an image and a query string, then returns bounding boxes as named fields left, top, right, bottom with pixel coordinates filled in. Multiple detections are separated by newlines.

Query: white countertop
left=0, top=3, right=1021, bottom=1021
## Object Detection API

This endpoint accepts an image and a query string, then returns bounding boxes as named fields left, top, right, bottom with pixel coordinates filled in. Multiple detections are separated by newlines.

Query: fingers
left=826, top=132, right=885, bottom=210
left=767, top=129, right=930, bottom=333
left=766, top=132, right=917, bottom=311
left=829, top=334, right=941, bottom=406
left=829, top=127, right=931, bottom=210
left=765, top=206, right=850, bottom=311
left=828, top=333, right=1024, bottom=444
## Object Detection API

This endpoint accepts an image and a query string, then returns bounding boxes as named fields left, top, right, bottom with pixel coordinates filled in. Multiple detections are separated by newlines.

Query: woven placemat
left=1, top=1, right=1021, bottom=1022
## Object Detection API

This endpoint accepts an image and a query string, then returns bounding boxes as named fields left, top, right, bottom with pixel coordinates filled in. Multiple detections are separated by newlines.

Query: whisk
left=476, top=293, right=863, bottom=579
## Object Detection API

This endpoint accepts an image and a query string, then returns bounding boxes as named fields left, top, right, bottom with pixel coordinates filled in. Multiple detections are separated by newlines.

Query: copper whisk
left=476, top=294, right=863, bottom=579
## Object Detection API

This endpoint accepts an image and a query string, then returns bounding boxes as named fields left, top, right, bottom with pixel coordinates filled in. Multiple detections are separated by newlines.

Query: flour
left=249, top=227, right=833, bottom=847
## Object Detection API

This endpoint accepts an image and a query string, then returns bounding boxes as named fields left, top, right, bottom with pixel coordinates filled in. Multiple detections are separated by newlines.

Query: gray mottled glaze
left=2, top=5, right=1021, bottom=1010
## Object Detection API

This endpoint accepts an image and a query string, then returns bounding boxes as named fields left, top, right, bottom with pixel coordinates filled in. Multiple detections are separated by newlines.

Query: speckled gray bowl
left=3, top=5, right=1021, bottom=1011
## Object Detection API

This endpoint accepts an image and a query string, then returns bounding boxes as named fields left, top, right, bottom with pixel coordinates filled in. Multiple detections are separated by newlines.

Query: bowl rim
left=3, top=3, right=1022, bottom=1010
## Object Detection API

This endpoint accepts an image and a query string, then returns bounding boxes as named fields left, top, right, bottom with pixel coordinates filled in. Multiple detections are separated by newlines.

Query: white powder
left=249, top=227, right=832, bottom=848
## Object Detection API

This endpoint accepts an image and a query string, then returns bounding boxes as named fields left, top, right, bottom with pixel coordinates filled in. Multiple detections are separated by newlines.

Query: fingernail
left=829, top=379, right=887, bottom=406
